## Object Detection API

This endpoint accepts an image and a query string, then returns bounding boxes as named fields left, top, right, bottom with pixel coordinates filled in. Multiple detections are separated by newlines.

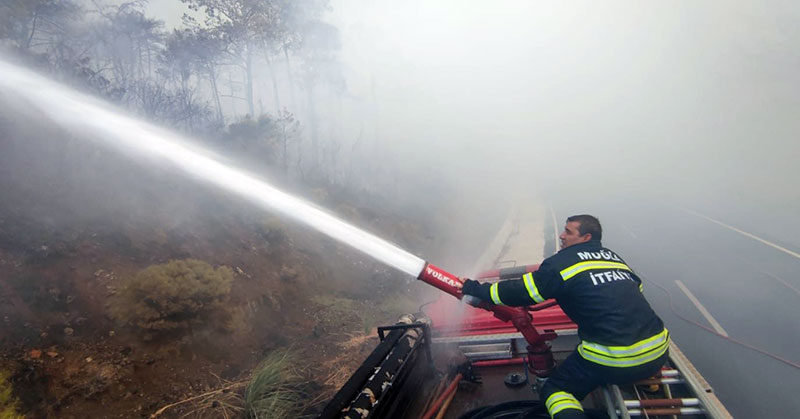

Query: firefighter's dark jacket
left=463, top=240, right=668, bottom=368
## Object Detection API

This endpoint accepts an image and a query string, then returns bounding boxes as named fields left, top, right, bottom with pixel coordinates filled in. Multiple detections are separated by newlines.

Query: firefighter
left=461, top=214, right=669, bottom=419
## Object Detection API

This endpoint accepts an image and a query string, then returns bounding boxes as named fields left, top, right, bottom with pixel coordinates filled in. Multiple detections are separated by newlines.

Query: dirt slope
left=0, top=189, right=435, bottom=418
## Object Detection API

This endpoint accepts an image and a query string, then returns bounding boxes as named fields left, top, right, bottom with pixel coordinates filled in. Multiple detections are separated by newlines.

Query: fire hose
left=421, top=373, right=463, bottom=419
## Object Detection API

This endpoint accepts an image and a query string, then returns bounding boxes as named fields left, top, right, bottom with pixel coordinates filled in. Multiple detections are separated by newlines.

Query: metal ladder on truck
left=601, top=345, right=732, bottom=418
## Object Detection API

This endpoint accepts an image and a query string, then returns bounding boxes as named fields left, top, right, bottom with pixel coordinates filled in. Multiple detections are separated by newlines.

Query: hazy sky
left=116, top=0, right=800, bottom=219
left=322, top=1, right=799, bottom=201
left=136, top=0, right=799, bottom=187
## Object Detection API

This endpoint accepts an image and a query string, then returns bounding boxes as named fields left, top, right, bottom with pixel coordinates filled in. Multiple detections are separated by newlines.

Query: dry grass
left=309, top=331, right=378, bottom=407
left=150, top=376, right=246, bottom=419
left=151, top=351, right=306, bottom=419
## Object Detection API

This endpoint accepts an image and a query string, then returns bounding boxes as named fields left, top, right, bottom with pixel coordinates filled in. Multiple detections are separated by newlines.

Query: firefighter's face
left=560, top=221, right=592, bottom=249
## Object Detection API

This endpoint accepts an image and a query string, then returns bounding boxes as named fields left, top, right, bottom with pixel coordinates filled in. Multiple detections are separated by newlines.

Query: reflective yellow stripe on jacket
left=489, top=283, right=503, bottom=305
left=522, top=272, right=545, bottom=303
left=559, top=261, right=632, bottom=281
left=545, top=391, right=583, bottom=416
left=578, top=328, right=670, bottom=367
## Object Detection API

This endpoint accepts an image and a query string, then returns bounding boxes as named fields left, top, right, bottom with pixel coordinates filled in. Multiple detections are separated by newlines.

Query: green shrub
left=244, top=351, right=302, bottom=419
left=111, top=259, right=233, bottom=332
left=0, top=370, right=24, bottom=419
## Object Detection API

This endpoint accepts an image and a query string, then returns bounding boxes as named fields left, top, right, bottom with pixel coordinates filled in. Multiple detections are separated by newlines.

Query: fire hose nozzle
left=416, top=263, right=463, bottom=299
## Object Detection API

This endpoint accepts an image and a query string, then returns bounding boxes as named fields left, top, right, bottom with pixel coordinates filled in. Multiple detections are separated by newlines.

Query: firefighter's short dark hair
left=567, top=214, right=602, bottom=241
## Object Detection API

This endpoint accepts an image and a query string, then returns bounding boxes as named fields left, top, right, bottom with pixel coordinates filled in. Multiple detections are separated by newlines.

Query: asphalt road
left=550, top=196, right=800, bottom=418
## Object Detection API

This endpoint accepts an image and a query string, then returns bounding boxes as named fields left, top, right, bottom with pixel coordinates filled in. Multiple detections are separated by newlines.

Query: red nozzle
left=417, top=263, right=463, bottom=298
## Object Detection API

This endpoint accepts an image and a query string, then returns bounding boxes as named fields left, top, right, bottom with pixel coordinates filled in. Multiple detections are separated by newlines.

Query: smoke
left=326, top=0, right=800, bottom=214
left=3, top=0, right=799, bottom=263
left=1, top=58, right=428, bottom=276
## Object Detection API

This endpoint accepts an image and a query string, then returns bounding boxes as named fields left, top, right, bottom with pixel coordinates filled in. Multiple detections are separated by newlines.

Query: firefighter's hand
left=461, top=279, right=482, bottom=297
left=461, top=279, right=484, bottom=307
left=462, top=279, right=493, bottom=305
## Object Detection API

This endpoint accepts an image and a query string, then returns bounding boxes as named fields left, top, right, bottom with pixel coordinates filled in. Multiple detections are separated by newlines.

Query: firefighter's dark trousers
left=540, top=350, right=669, bottom=418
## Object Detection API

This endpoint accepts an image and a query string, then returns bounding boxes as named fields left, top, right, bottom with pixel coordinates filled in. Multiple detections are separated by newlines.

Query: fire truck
left=319, top=208, right=732, bottom=419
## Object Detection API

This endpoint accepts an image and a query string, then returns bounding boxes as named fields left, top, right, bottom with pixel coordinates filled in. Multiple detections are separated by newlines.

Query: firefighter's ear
left=579, top=233, right=593, bottom=243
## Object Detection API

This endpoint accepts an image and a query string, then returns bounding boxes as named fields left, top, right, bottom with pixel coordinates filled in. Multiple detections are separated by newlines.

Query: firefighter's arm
left=462, top=261, right=563, bottom=307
